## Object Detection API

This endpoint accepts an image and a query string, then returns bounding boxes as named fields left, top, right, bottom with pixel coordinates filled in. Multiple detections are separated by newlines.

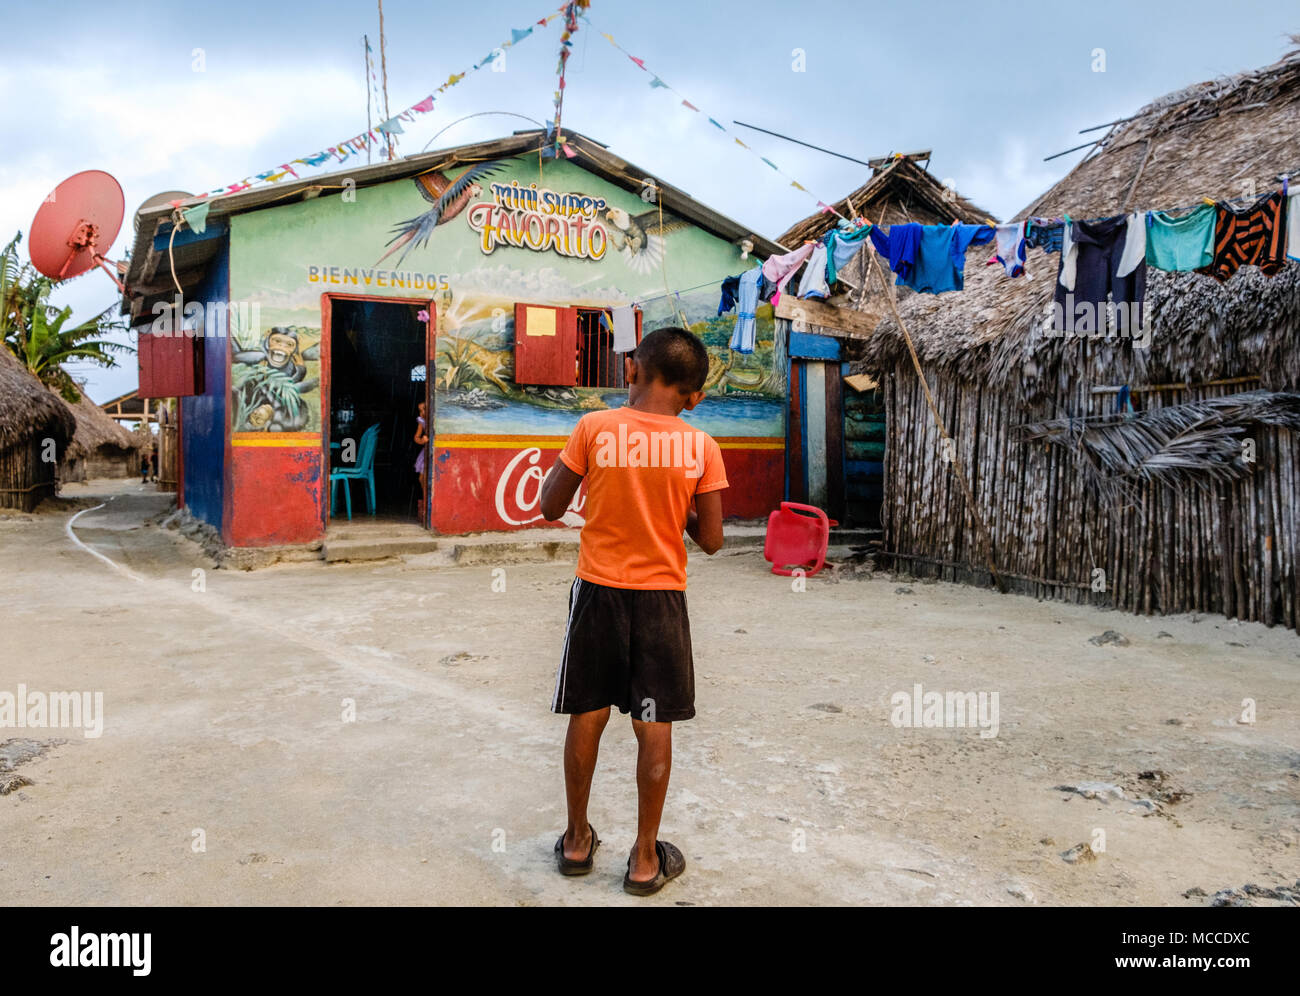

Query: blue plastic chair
left=330, top=423, right=380, bottom=519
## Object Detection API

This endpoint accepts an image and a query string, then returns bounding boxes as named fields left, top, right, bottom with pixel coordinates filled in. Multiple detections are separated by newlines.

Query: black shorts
left=550, top=577, right=695, bottom=722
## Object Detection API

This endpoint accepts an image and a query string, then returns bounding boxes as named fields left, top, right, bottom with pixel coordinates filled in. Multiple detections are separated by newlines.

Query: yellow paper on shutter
left=526, top=307, right=556, bottom=336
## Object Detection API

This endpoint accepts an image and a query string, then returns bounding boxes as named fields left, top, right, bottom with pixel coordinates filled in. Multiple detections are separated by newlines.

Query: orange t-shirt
left=558, top=406, right=728, bottom=590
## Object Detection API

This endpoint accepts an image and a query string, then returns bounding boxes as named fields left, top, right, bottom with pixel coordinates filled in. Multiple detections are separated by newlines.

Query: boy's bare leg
left=563, top=707, right=611, bottom=860
left=628, top=719, right=673, bottom=882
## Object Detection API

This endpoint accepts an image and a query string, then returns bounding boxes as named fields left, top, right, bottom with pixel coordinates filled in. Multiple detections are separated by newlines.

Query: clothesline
left=717, top=179, right=1297, bottom=347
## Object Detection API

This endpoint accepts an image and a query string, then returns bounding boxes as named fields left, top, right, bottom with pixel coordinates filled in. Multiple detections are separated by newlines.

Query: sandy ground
left=1, top=478, right=1298, bottom=907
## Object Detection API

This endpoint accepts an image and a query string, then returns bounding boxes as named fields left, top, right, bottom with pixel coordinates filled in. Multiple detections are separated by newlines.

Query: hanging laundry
left=1025, top=218, right=1064, bottom=254
left=796, top=242, right=831, bottom=299
left=1288, top=190, right=1300, bottom=263
left=719, top=270, right=771, bottom=314
left=612, top=305, right=637, bottom=352
left=988, top=221, right=1028, bottom=278
left=868, top=223, right=923, bottom=285
left=1197, top=190, right=1288, bottom=282
left=1054, top=215, right=1146, bottom=335
left=873, top=223, right=994, bottom=295
left=825, top=224, right=874, bottom=286
left=761, top=244, right=815, bottom=306
left=729, top=266, right=764, bottom=353
left=1116, top=211, right=1146, bottom=276
left=1145, top=203, right=1216, bottom=271
left=718, top=274, right=742, bottom=315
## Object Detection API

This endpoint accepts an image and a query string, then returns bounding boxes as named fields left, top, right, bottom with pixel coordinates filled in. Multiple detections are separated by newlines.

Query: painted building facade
left=124, top=132, right=788, bottom=547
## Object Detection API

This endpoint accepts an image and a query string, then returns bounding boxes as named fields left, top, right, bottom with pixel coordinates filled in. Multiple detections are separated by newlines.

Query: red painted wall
left=228, top=441, right=325, bottom=546
left=430, top=437, right=782, bottom=534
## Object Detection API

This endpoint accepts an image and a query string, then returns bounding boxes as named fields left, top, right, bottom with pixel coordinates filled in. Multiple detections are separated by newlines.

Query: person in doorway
left=413, top=401, right=429, bottom=521
left=538, top=326, right=728, bottom=896
left=140, top=445, right=150, bottom=484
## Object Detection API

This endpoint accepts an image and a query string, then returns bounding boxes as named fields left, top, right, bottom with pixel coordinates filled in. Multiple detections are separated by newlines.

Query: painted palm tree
left=1, top=232, right=129, bottom=402
left=377, top=162, right=503, bottom=266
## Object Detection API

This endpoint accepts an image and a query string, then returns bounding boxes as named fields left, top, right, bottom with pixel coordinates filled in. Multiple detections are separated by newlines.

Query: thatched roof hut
left=777, top=153, right=994, bottom=247
left=859, top=46, right=1300, bottom=631
left=864, top=47, right=1300, bottom=396
left=0, top=347, right=75, bottom=511
left=58, top=385, right=143, bottom=482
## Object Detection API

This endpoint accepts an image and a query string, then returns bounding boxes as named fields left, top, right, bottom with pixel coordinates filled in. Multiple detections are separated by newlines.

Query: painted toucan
left=377, top=162, right=503, bottom=265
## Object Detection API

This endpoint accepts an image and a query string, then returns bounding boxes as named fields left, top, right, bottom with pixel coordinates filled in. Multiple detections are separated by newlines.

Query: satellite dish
left=134, top=190, right=193, bottom=231
left=29, top=170, right=126, bottom=290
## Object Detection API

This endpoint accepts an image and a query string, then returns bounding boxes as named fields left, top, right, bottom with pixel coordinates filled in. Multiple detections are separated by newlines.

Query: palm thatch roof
left=0, top=346, right=74, bottom=453
left=58, top=385, right=141, bottom=460
left=777, top=154, right=995, bottom=247
left=863, top=46, right=1300, bottom=402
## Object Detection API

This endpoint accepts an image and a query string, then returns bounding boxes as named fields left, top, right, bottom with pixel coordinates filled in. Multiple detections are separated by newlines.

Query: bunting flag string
left=191, top=4, right=569, bottom=202
left=586, top=18, right=849, bottom=223
left=548, top=1, right=591, bottom=159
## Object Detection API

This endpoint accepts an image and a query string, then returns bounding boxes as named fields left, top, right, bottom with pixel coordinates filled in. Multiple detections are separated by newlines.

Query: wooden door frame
left=319, top=292, right=436, bottom=531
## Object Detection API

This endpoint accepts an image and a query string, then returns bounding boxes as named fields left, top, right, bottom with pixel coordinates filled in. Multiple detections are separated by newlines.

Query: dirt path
left=1, top=480, right=1298, bottom=905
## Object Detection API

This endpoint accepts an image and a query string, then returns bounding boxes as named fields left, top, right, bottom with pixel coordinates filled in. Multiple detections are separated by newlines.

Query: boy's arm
left=540, top=462, right=583, bottom=521
left=686, top=491, right=724, bottom=555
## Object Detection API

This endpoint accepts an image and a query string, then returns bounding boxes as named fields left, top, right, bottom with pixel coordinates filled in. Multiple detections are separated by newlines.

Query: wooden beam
left=775, top=296, right=883, bottom=339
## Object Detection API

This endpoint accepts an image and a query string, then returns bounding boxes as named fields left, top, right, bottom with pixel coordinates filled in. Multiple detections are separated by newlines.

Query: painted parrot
left=377, top=162, right=503, bottom=265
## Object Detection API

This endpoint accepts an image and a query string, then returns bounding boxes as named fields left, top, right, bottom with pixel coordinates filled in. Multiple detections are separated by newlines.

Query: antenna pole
left=378, top=1, right=394, bottom=160
left=364, top=35, right=373, bottom=165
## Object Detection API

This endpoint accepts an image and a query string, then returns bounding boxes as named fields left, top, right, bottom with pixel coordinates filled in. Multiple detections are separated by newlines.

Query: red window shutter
left=513, top=303, right=577, bottom=386
left=138, top=328, right=204, bottom=397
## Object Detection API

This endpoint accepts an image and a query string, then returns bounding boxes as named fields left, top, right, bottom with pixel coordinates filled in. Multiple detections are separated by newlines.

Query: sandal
left=622, top=840, right=685, bottom=896
left=554, top=824, right=600, bottom=876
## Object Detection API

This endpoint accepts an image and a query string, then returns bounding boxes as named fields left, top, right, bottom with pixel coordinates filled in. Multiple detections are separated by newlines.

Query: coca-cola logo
left=494, top=447, right=585, bottom=527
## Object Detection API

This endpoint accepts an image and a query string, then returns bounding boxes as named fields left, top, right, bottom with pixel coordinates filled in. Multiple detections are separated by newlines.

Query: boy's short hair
left=633, top=326, right=709, bottom=393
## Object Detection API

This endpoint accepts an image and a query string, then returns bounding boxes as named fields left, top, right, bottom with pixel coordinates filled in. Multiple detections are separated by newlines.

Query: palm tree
left=1, top=231, right=130, bottom=402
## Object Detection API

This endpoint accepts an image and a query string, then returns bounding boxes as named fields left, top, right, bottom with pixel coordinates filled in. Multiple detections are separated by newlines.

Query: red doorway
left=320, top=293, right=436, bottom=530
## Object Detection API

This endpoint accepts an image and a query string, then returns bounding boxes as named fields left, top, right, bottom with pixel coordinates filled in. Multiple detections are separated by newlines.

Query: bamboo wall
left=882, top=365, right=1300, bottom=632
left=0, top=442, right=60, bottom=513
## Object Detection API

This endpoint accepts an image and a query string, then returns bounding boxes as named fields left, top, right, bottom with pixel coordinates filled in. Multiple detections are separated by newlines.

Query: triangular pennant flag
left=761, top=157, right=778, bottom=170
left=412, top=96, right=435, bottom=113
left=818, top=202, right=831, bottom=213
left=734, top=138, right=748, bottom=149
left=601, top=32, right=615, bottom=43
left=267, top=170, right=291, bottom=183
left=279, top=162, right=299, bottom=178
left=707, top=117, right=725, bottom=130
left=650, top=77, right=668, bottom=89
left=181, top=202, right=211, bottom=234
left=562, top=142, right=577, bottom=159
left=511, top=27, right=533, bottom=44
left=681, top=99, right=698, bottom=111
left=376, top=117, right=405, bottom=135
left=791, top=180, right=807, bottom=191
left=445, top=72, right=464, bottom=87
left=628, top=55, right=646, bottom=70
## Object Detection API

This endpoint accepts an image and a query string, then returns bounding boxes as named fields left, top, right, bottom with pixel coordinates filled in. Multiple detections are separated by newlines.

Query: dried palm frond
left=1014, top=390, right=1300, bottom=504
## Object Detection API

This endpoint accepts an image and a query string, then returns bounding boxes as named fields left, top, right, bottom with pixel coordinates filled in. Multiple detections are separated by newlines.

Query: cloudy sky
left=2, top=0, right=1295, bottom=402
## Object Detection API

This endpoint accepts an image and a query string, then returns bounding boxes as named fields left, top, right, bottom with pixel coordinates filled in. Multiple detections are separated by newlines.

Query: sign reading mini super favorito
left=467, top=181, right=609, bottom=259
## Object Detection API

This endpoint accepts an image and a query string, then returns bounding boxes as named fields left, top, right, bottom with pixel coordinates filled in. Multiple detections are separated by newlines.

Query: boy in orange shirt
left=539, top=326, right=728, bottom=896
